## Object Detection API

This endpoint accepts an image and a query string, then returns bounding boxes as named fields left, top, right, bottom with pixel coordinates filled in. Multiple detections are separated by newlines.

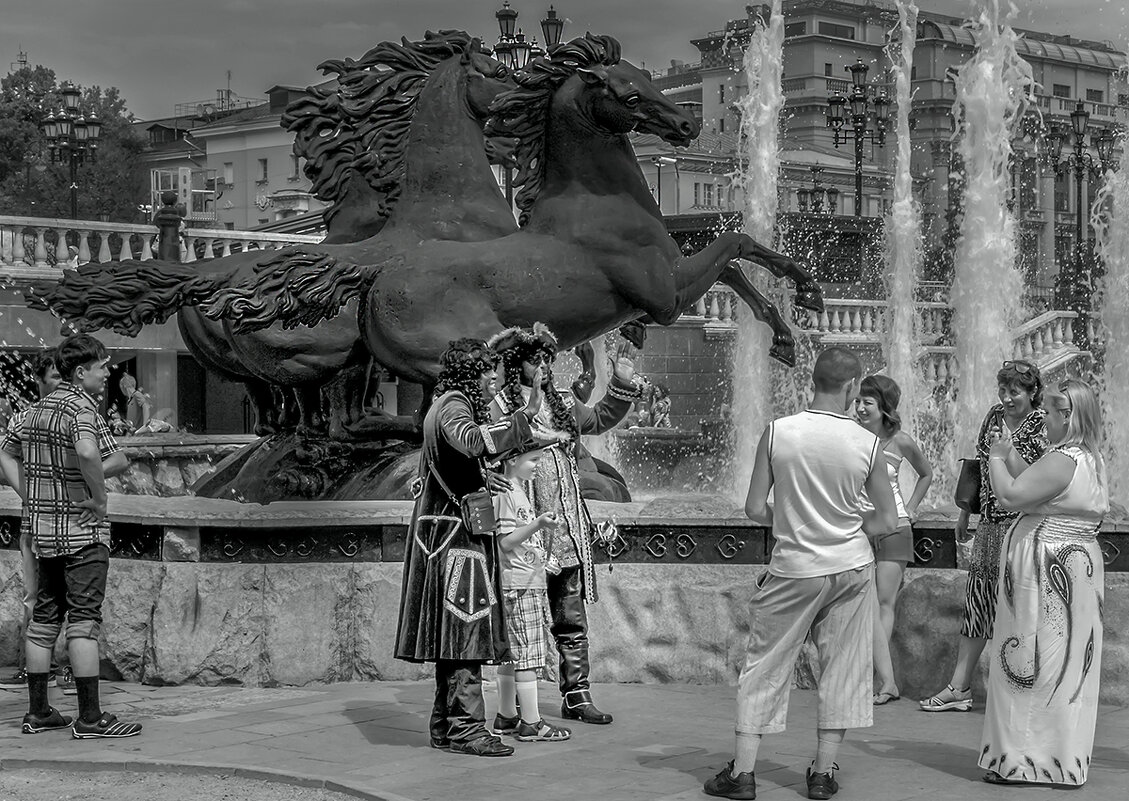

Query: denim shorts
left=33, top=543, right=110, bottom=627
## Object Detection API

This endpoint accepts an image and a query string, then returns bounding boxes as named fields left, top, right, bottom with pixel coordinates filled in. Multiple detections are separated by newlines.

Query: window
left=824, top=63, right=833, bottom=76
left=718, top=83, right=726, bottom=104
left=1086, top=88, right=1104, bottom=103
left=1052, top=84, right=1071, bottom=98
left=704, top=183, right=714, bottom=207
left=258, top=218, right=269, bottom=226
left=222, top=162, right=234, bottom=185
left=224, top=221, right=235, bottom=230
left=719, top=117, right=726, bottom=133
left=693, top=183, right=701, bottom=206
left=290, top=154, right=301, bottom=178
left=818, top=22, right=855, bottom=40
left=258, top=158, right=269, bottom=182
left=784, top=21, right=806, bottom=37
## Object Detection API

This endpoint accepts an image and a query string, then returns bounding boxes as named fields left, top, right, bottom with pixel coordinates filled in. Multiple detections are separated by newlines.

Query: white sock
left=733, top=731, right=762, bottom=774
left=496, top=673, right=517, bottom=718
left=516, top=679, right=540, bottom=725
left=814, top=730, right=844, bottom=774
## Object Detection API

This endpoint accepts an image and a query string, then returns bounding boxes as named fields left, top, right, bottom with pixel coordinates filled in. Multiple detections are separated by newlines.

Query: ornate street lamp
left=541, top=5, right=565, bottom=48
left=41, top=81, right=102, bottom=220
left=496, top=2, right=518, bottom=39
left=826, top=59, right=888, bottom=216
left=512, top=30, right=534, bottom=70
left=796, top=166, right=838, bottom=215
left=1041, top=100, right=1120, bottom=347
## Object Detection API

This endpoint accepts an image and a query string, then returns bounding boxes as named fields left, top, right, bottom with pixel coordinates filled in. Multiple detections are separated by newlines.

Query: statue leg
left=295, top=385, right=325, bottom=436
left=736, top=238, right=824, bottom=313
left=244, top=379, right=279, bottom=436
left=718, top=261, right=796, bottom=367
left=277, top=388, right=300, bottom=430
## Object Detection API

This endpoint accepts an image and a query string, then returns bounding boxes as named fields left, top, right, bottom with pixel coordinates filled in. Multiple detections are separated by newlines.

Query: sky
left=1, top=0, right=1126, bottom=120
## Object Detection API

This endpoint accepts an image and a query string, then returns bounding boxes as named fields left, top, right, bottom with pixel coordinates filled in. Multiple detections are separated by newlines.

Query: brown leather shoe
left=448, top=734, right=514, bottom=757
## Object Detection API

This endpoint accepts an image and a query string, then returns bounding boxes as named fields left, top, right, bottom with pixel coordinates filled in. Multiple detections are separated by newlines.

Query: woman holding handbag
left=920, top=360, right=1047, bottom=712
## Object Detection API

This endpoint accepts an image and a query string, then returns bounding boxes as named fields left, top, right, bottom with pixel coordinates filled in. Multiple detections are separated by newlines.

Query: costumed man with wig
left=394, top=337, right=565, bottom=758
left=488, top=324, right=643, bottom=724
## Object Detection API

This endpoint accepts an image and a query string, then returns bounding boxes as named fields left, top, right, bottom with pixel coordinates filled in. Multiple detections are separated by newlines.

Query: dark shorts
left=32, top=543, right=110, bottom=627
left=874, top=524, right=914, bottom=564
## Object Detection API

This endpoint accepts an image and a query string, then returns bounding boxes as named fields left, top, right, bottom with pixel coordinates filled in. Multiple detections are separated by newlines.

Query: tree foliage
left=0, top=64, right=147, bottom=222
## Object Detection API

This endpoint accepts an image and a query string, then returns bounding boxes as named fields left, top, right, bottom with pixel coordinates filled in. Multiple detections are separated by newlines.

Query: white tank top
left=766, top=410, right=880, bottom=578
left=860, top=450, right=909, bottom=524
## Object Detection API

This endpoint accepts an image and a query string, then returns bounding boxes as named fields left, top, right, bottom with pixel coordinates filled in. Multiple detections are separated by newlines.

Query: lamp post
left=494, top=4, right=564, bottom=207
left=826, top=59, right=889, bottom=217
left=41, top=81, right=102, bottom=220
left=652, top=155, right=677, bottom=213
left=796, top=166, right=839, bottom=215
left=1042, top=101, right=1118, bottom=345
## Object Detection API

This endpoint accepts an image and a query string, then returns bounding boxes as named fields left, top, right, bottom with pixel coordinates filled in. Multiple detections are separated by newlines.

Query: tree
left=0, top=65, right=147, bottom=222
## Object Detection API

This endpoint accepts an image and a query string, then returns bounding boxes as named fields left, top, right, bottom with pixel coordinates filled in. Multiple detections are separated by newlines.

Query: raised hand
left=612, top=341, right=637, bottom=384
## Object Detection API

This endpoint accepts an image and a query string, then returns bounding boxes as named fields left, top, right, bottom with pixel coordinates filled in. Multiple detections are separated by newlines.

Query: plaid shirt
left=1, top=383, right=119, bottom=557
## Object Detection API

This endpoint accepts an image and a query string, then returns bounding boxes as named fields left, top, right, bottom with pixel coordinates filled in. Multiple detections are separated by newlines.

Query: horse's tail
left=200, top=248, right=376, bottom=333
left=24, top=260, right=227, bottom=336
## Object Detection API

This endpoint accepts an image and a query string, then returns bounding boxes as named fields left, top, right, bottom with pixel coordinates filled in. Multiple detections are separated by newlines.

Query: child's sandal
left=515, top=718, right=571, bottom=742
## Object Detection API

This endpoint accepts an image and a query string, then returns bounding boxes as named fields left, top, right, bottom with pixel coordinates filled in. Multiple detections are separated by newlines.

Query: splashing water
left=1093, top=134, right=1129, bottom=510
left=882, top=1, right=923, bottom=438
left=946, top=0, right=1032, bottom=479
left=730, top=0, right=785, bottom=495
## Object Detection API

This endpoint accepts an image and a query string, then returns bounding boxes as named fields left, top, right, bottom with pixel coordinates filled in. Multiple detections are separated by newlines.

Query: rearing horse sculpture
left=203, top=35, right=823, bottom=389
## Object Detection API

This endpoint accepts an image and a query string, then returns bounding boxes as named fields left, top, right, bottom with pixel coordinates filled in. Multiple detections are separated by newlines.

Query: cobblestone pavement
left=1, top=679, right=1127, bottom=800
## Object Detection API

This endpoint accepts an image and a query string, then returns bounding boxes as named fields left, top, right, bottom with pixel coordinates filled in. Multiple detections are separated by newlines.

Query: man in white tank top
left=705, top=347, right=898, bottom=801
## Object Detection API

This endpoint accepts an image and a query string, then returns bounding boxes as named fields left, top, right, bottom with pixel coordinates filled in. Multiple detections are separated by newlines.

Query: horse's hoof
left=794, top=283, right=825, bottom=313
left=619, top=320, right=647, bottom=349
left=253, top=423, right=277, bottom=437
left=770, top=340, right=796, bottom=367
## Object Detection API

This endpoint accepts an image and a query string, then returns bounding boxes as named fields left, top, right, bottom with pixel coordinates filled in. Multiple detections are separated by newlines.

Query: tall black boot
left=550, top=565, right=613, bottom=724
left=429, top=665, right=450, bottom=749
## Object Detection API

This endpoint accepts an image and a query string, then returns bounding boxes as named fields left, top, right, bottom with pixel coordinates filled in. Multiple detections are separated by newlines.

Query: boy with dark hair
left=705, top=346, right=898, bottom=801
left=0, top=347, right=74, bottom=693
left=0, top=333, right=138, bottom=738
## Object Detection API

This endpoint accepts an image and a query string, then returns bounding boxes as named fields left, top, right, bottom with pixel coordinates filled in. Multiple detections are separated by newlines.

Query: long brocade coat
left=394, top=390, right=532, bottom=664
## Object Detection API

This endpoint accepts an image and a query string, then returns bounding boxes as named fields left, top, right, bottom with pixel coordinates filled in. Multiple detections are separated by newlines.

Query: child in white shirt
left=491, top=448, right=571, bottom=743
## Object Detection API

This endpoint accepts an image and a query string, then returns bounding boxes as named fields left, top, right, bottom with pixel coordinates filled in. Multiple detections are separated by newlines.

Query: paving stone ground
left=1, top=678, right=1127, bottom=800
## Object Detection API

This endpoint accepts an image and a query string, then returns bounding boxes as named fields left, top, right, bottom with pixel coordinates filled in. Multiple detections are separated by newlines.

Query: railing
left=0, top=215, right=323, bottom=278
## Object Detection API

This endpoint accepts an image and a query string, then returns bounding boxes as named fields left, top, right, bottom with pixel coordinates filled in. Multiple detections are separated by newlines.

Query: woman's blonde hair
left=1049, top=379, right=1103, bottom=464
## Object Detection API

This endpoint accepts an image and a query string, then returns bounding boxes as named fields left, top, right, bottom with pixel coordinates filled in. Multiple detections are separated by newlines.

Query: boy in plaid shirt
left=0, top=334, right=140, bottom=738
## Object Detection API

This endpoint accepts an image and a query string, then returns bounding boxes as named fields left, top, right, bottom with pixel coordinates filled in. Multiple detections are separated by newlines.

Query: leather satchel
left=427, top=461, right=498, bottom=538
left=954, top=458, right=982, bottom=515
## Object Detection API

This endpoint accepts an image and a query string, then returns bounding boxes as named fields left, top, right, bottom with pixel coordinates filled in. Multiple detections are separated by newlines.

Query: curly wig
left=489, top=324, right=578, bottom=441
left=434, top=337, right=500, bottom=424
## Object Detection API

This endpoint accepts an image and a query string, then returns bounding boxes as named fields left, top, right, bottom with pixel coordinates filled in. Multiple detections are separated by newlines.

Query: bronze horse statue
left=202, top=35, right=822, bottom=391
left=31, top=30, right=516, bottom=439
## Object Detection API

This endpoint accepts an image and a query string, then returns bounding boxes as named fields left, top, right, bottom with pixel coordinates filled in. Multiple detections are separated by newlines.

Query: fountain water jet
left=731, top=0, right=785, bottom=496
left=1094, top=135, right=1129, bottom=509
left=946, top=0, right=1032, bottom=482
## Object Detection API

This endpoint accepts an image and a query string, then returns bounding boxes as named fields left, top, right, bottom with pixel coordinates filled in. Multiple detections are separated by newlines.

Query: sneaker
left=448, top=733, right=514, bottom=757
left=71, top=713, right=143, bottom=739
left=919, top=684, right=973, bottom=712
left=703, top=761, right=757, bottom=800
left=21, top=707, right=72, bottom=734
left=56, top=667, right=77, bottom=696
left=493, top=712, right=521, bottom=734
left=806, top=767, right=839, bottom=800
left=0, top=669, right=56, bottom=690
left=514, top=718, right=571, bottom=742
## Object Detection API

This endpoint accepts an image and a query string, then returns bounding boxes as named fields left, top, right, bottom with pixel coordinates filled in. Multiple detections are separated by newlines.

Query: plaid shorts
left=502, top=587, right=553, bottom=673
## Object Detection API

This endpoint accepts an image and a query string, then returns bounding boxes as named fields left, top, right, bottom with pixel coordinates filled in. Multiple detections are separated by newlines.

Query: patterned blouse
left=975, top=403, right=1048, bottom=523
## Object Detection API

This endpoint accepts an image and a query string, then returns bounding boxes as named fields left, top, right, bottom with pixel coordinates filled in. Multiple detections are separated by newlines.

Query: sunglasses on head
left=1002, top=360, right=1034, bottom=374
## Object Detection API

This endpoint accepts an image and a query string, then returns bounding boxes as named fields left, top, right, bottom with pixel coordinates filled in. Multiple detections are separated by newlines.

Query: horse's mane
left=284, top=30, right=481, bottom=230
left=487, top=33, right=621, bottom=227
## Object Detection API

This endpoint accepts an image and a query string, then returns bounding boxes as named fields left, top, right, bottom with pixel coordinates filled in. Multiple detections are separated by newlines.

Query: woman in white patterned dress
left=979, top=379, right=1108, bottom=786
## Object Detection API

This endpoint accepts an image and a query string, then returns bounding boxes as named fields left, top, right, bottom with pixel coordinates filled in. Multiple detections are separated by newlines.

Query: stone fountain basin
left=2, top=488, right=1129, bottom=704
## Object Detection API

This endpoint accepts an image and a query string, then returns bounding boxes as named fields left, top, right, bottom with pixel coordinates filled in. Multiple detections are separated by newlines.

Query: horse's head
left=462, top=43, right=517, bottom=123
left=573, top=59, right=699, bottom=146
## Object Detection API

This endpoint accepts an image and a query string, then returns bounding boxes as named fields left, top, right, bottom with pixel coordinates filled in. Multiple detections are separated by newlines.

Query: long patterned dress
left=978, top=445, right=1108, bottom=785
left=962, top=405, right=1047, bottom=638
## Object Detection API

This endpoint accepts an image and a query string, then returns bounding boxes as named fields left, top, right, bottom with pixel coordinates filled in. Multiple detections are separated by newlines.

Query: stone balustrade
left=0, top=215, right=322, bottom=279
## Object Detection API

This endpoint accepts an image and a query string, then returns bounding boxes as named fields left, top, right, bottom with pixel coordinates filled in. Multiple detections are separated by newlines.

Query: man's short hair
left=30, top=347, right=57, bottom=381
left=55, top=334, right=108, bottom=381
left=812, top=346, right=862, bottom=393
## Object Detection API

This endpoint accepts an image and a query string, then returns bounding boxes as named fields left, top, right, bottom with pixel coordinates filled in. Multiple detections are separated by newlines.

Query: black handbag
left=427, top=461, right=498, bottom=537
left=954, top=458, right=982, bottom=515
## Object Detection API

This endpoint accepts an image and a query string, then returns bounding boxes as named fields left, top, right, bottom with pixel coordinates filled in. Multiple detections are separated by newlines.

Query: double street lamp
left=41, top=82, right=102, bottom=220
left=796, top=166, right=839, bottom=215
left=826, top=59, right=890, bottom=217
left=494, top=3, right=566, bottom=204
left=1042, top=100, right=1119, bottom=344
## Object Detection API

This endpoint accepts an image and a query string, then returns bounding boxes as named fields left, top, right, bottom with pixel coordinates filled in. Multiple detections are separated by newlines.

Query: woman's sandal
left=918, top=684, right=972, bottom=712
left=514, top=718, right=572, bottom=742
left=873, top=690, right=900, bottom=706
